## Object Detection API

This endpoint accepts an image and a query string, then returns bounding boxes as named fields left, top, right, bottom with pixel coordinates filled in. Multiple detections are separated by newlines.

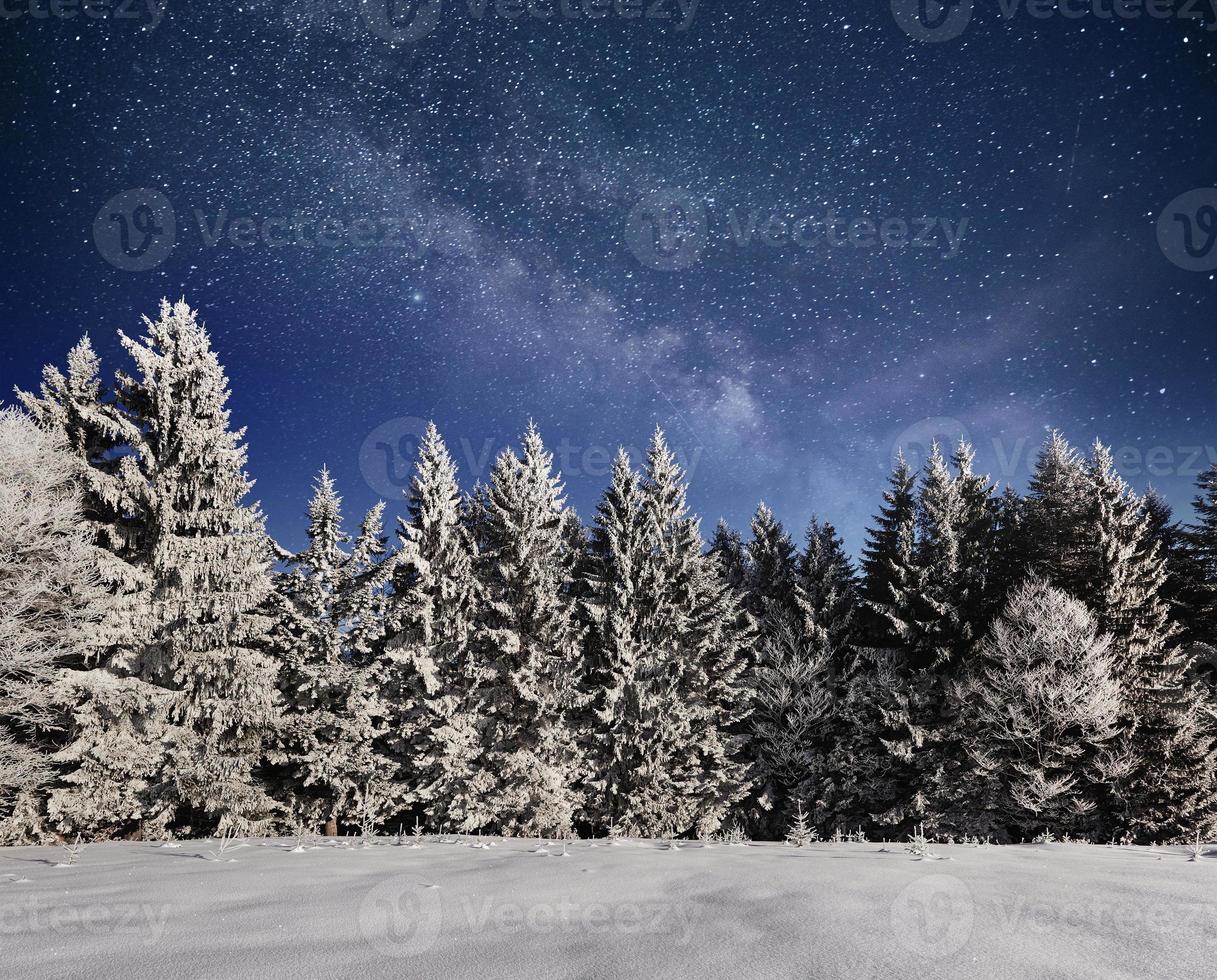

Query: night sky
left=2, top=1, right=1215, bottom=554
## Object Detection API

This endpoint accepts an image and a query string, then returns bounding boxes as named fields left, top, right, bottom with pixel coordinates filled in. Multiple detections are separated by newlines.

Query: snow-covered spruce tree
left=1185, top=463, right=1217, bottom=648
left=584, top=434, right=752, bottom=838
left=953, top=579, right=1123, bottom=841
left=271, top=469, right=390, bottom=835
left=799, top=516, right=859, bottom=654
left=988, top=484, right=1030, bottom=613
left=844, top=442, right=995, bottom=837
left=859, top=451, right=917, bottom=646
left=708, top=518, right=748, bottom=593
left=749, top=596, right=835, bottom=836
left=472, top=423, right=586, bottom=836
left=17, top=337, right=171, bottom=840
left=581, top=447, right=650, bottom=831
left=0, top=409, right=105, bottom=842
left=1081, top=442, right=1175, bottom=694
left=835, top=452, right=926, bottom=836
left=639, top=429, right=752, bottom=837
left=1022, top=431, right=1090, bottom=596
left=827, top=645, right=925, bottom=835
left=949, top=439, right=999, bottom=636
left=114, top=300, right=280, bottom=835
left=380, top=422, right=486, bottom=832
left=746, top=502, right=799, bottom=629
left=1124, top=645, right=1217, bottom=842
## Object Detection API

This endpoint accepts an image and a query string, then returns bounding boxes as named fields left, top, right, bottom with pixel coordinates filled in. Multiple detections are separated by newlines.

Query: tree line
left=2, top=299, right=1215, bottom=845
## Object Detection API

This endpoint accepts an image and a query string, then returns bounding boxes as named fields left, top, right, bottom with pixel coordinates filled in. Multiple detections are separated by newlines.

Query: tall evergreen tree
left=473, top=424, right=586, bottom=836
left=1185, top=464, right=1217, bottom=646
left=708, top=519, right=748, bottom=593
left=749, top=595, right=835, bottom=836
left=1023, top=431, right=1089, bottom=595
left=583, top=448, right=649, bottom=831
left=799, top=516, right=859, bottom=653
left=17, top=338, right=170, bottom=839
left=271, top=469, right=389, bottom=835
left=953, top=579, right=1123, bottom=841
left=115, top=300, right=281, bottom=834
left=746, top=502, right=798, bottom=629
left=0, top=409, right=105, bottom=842
left=860, top=452, right=917, bottom=646
left=381, top=423, right=485, bottom=832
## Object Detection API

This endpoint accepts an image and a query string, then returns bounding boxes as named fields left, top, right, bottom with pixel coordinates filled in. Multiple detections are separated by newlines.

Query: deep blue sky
left=2, top=1, right=1215, bottom=554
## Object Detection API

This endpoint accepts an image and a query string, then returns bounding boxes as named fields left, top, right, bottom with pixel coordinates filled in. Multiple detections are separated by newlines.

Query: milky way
left=2, top=1, right=1214, bottom=550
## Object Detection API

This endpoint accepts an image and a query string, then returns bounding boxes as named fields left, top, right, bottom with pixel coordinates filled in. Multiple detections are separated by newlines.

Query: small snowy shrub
left=785, top=802, right=818, bottom=847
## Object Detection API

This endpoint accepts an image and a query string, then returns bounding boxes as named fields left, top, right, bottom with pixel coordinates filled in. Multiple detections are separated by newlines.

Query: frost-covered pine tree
left=584, top=433, right=752, bottom=837
left=472, top=423, right=586, bottom=836
left=1082, top=442, right=1175, bottom=694
left=381, top=423, right=485, bottom=832
left=582, top=448, right=649, bottom=831
left=0, top=409, right=104, bottom=842
left=750, top=597, right=835, bottom=836
left=18, top=336, right=171, bottom=840
left=799, top=516, right=859, bottom=653
left=859, top=451, right=917, bottom=646
left=1022, top=431, right=1090, bottom=595
left=640, top=430, right=752, bottom=837
left=708, top=518, right=748, bottom=593
left=953, top=579, right=1123, bottom=841
left=746, top=502, right=799, bottom=629
left=1185, top=464, right=1217, bottom=647
left=115, top=300, right=280, bottom=834
left=271, top=469, right=390, bottom=835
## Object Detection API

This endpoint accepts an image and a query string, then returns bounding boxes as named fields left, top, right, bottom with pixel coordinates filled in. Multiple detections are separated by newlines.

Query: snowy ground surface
left=1, top=835, right=1212, bottom=979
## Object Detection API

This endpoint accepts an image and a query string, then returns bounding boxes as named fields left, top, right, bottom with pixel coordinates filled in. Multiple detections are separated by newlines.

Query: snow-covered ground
left=1, top=836, right=1212, bottom=979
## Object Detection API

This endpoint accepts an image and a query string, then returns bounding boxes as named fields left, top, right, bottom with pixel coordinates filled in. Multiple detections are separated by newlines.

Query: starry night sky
left=2, top=1, right=1215, bottom=553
